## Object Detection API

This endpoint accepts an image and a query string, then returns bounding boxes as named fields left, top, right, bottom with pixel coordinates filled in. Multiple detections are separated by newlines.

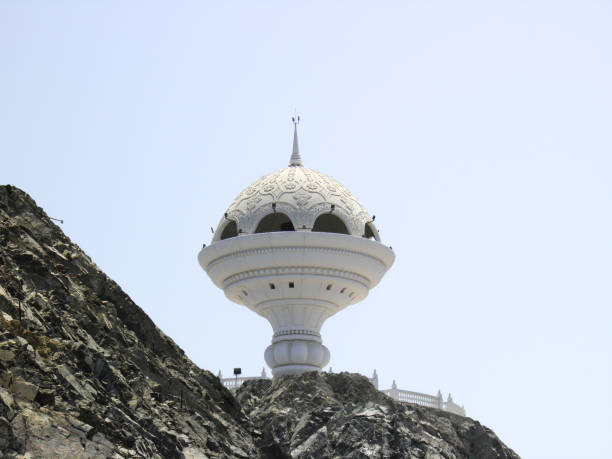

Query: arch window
left=255, top=213, right=295, bottom=233
left=364, top=222, right=380, bottom=241
left=220, top=220, right=238, bottom=240
left=312, top=213, right=349, bottom=235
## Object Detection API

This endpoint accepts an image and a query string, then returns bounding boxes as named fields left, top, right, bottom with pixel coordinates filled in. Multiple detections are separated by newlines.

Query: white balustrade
left=219, top=369, right=466, bottom=416
left=221, top=376, right=265, bottom=389
left=381, top=388, right=442, bottom=409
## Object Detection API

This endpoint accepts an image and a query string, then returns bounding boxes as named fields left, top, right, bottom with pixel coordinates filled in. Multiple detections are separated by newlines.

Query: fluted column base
left=264, top=335, right=330, bottom=377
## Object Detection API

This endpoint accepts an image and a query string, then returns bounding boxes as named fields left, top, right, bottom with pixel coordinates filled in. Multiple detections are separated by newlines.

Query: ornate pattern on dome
left=215, top=167, right=374, bottom=239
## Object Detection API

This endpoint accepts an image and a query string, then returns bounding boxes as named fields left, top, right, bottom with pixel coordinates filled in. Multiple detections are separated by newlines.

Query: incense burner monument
left=198, top=123, right=394, bottom=376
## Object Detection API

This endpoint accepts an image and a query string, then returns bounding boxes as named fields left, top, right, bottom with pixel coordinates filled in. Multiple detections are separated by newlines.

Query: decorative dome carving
left=213, top=166, right=377, bottom=241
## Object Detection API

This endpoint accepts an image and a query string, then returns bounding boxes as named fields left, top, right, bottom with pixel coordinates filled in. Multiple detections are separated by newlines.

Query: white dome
left=213, top=165, right=380, bottom=241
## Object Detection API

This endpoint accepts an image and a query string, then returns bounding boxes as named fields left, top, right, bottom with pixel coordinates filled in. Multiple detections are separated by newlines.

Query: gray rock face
left=0, top=185, right=519, bottom=458
left=236, top=372, right=519, bottom=459
left=0, top=185, right=258, bottom=458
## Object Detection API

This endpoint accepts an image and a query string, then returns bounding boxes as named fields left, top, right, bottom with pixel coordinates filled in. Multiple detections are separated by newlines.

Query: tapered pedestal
left=198, top=232, right=394, bottom=376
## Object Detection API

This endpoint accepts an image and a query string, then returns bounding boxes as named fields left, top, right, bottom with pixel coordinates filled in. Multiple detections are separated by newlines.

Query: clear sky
left=1, top=2, right=611, bottom=458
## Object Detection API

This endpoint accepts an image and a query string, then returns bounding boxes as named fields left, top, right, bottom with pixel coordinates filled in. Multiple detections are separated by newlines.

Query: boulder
left=10, top=377, right=38, bottom=402
left=0, top=350, right=15, bottom=363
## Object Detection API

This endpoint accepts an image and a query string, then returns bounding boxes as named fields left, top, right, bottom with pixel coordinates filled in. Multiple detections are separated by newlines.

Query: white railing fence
left=218, top=368, right=269, bottom=390
left=219, top=369, right=466, bottom=416
left=380, top=381, right=466, bottom=416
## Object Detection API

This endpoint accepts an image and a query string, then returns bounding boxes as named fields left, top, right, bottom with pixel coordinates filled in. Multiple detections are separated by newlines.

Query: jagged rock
left=0, top=370, right=12, bottom=388
left=10, top=377, right=38, bottom=401
left=0, top=388, right=15, bottom=421
left=0, top=350, right=15, bottom=363
left=236, top=372, right=519, bottom=459
left=56, top=363, right=97, bottom=401
left=0, top=185, right=519, bottom=458
left=9, top=408, right=115, bottom=458
left=0, top=416, right=13, bottom=451
left=0, top=185, right=259, bottom=458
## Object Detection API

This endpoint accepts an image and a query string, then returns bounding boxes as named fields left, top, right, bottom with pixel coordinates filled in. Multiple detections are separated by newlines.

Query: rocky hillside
left=0, top=185, right=259, bottom=457
left=0, top=185, right=519, bottom=458
left=237, top=372, right=519, bottom=458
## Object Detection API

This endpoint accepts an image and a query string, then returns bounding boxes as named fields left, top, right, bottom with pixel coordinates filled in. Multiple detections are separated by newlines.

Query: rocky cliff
left=0, top=185, right=259, bottom=458
left=0, top=185, right=519, bottom=458
left=236, top=373, right=518, bottom=458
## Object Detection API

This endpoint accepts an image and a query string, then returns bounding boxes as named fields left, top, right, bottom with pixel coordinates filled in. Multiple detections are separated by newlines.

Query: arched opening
left=312, top=214, right=349, bottom=234
left=255, top=213, right=295, bottom=233
left=220, top=220, right=238, bottom=240
left=364, top=222, right=380, bottom=241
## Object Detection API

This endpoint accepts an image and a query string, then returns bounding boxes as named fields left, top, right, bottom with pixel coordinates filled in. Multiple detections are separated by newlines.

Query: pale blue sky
left=2, top=2, right=611, bottom=458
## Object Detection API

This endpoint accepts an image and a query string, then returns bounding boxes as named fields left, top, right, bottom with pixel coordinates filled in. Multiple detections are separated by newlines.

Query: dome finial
left=289, top=115, right=302, bottom=167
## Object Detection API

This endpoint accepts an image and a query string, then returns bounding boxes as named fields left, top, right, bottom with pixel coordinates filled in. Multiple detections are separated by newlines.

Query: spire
left=371, top=369, right=379, bottom=389
left=289, top=116, right=303, bottom=167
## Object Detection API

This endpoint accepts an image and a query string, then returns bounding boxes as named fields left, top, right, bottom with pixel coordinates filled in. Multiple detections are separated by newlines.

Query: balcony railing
left=219, top=369, right=466, bottom=416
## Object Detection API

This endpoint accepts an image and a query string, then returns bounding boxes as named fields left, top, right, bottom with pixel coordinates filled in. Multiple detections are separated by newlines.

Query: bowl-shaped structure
left=198, top=231, right=394, bottom=376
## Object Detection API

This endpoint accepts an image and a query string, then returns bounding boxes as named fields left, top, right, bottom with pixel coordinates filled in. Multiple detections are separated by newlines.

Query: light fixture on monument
left=198, top=118, right=394, bottom=376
